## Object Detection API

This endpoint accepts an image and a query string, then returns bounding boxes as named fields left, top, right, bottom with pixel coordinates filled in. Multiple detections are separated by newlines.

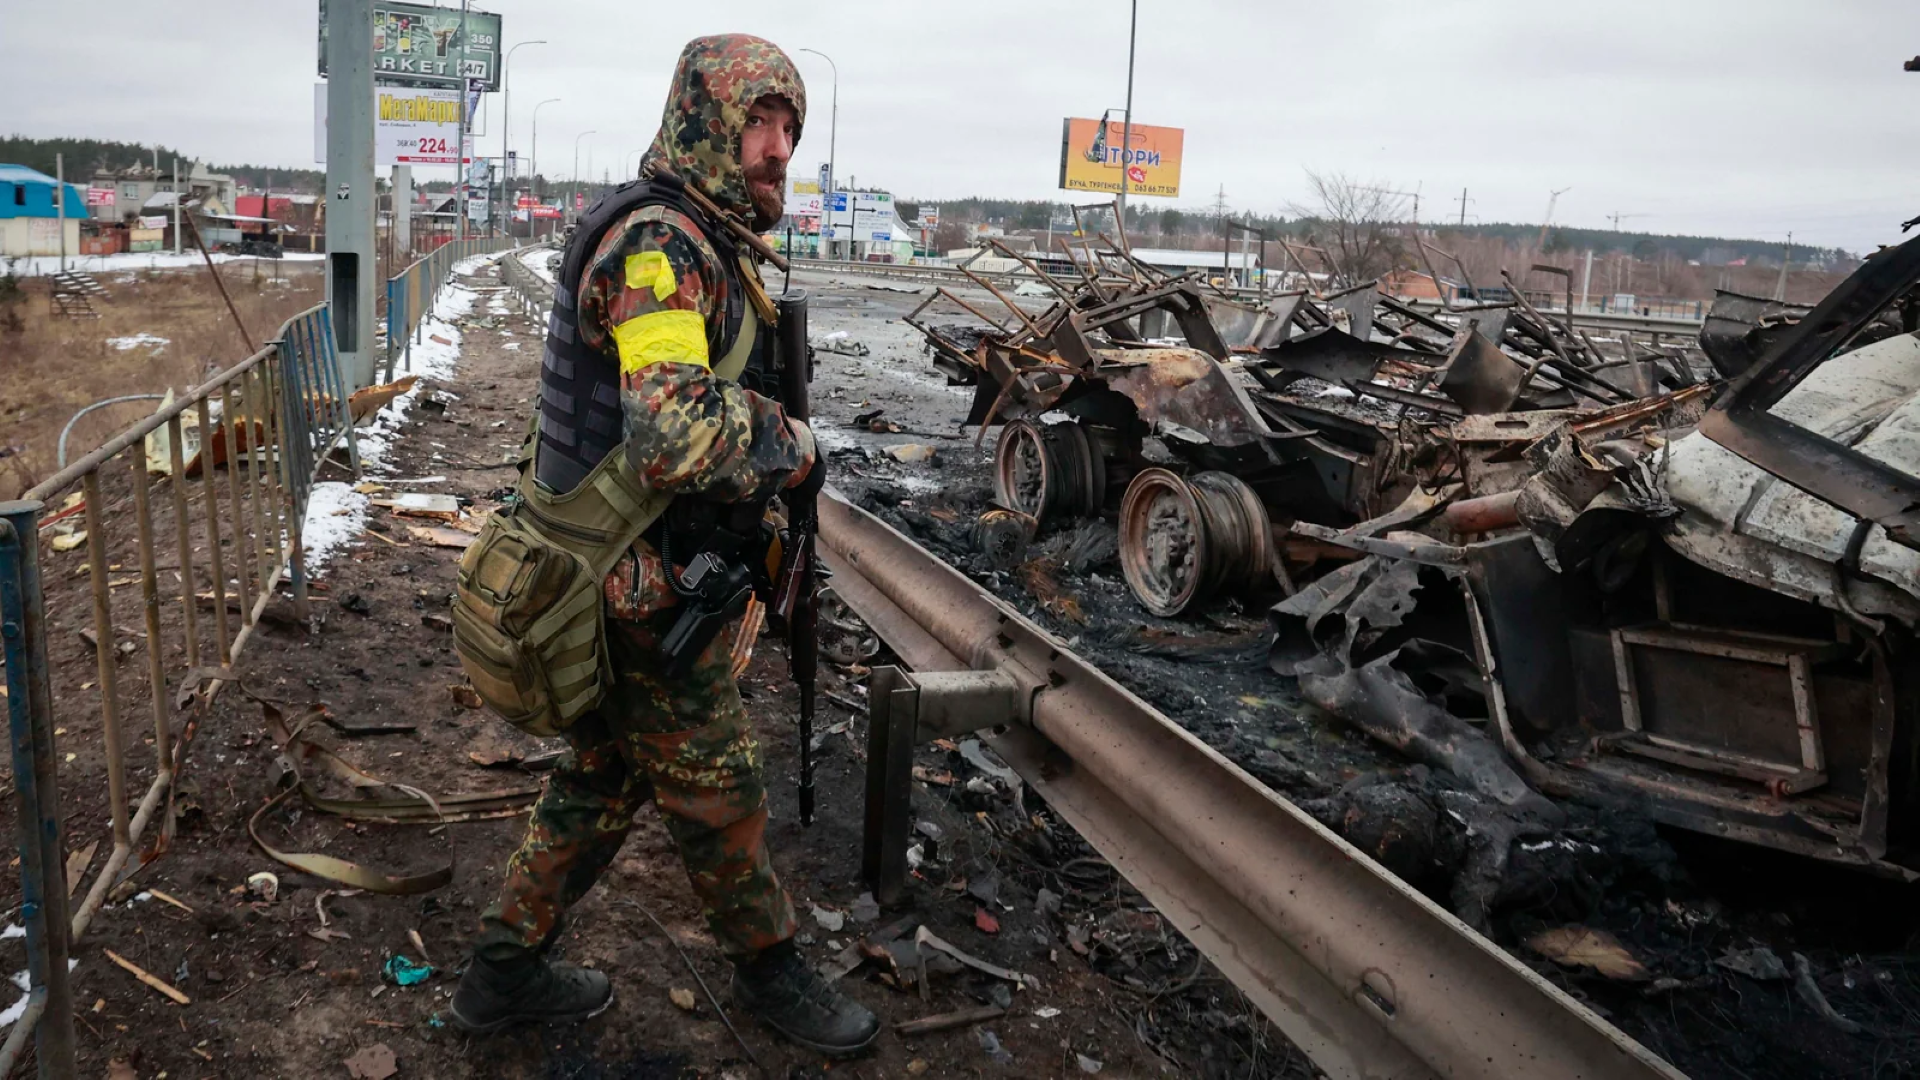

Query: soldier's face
left=742, top=97, right=797, bottom=228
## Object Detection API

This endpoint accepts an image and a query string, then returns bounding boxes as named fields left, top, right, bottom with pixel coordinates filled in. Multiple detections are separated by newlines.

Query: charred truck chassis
left=909, top=219, right=1920, bottom=876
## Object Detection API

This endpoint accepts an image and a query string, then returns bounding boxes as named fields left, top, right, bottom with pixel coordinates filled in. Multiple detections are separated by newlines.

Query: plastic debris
left=382, top=955, right=434, bottom=987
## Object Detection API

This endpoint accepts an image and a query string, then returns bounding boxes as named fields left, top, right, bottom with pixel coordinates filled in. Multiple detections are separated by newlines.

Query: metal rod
left=165, top=416, right=198, bottom=668
left=222, top=382, right=255, bottom=618
left=129, top=456, right=173, bottom=779
left=196, top=397, right=233, bottom=663
left=82, top=471, right=131, bottom=849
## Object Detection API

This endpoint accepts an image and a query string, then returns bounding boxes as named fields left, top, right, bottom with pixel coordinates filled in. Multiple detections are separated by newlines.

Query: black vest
left=534, top=174, right=759, bottom=495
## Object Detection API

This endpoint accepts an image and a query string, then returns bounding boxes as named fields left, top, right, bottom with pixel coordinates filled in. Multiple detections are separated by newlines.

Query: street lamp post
left=573, top=130, right=597, bottom=218
left=797, top=48, right=837, bottom=260
left=1118, top=0, right=1137, bottom=230
left=501, top=39, right=546, bottom=213
left=531, top=97, right=560, bottom=235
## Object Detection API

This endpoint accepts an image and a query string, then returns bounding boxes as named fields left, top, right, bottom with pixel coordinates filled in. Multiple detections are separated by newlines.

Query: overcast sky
left=4, top=1, right=1916, bottom=251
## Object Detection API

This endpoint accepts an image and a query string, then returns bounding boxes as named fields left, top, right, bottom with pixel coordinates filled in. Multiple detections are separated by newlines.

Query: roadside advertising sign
left=318, top=0, right=504, bottom=91
left=917, top=205, right=939, bottom=228
left=785, top=174, right=824, bottom=217
left=313, top=84, right=473, bottom=166
left=1058, top=117, right=1184, bottom=197
left=85, top=186, right=115, bottom=207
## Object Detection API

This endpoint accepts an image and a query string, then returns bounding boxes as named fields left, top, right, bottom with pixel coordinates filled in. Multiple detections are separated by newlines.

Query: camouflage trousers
left=475, top=609, right=798, bottom=960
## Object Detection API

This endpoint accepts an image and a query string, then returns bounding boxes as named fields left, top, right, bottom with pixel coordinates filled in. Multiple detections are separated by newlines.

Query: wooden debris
left=405, top=526, right=474, bottom=550
left=146, top=888, right=194, bottom=914
left=371, top=493, right=462, bottom=520
left=64, top=839, right=98, bottom=898
left=104, top=948, right=191, bottom=1005
left=449, top=683, right=484, bottom=709
left=895, top=1005, right=1005, bottom=1036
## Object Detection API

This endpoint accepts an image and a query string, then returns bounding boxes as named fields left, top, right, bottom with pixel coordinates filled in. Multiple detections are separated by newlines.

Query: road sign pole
left=325, top=0, right=378, bottom=389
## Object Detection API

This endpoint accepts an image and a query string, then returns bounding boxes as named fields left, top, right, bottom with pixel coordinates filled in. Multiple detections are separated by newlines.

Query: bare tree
left=1287, top=170, right=1411, bottom=288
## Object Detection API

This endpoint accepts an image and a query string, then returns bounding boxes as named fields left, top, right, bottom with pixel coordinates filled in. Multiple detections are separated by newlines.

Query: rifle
left=773, top=289, right=820, bottom=825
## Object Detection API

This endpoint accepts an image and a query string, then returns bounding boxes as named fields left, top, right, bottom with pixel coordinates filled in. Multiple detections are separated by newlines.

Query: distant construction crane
left=1607, top=211, right=1649, bottom=230
left=1535, top=187, right=1571, bottom=249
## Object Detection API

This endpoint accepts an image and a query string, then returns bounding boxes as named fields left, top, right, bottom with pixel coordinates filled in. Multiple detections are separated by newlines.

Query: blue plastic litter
left=383, top=954, right=434, bottom=987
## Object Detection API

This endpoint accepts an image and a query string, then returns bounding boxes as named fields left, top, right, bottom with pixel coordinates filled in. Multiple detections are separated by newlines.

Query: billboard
left=313, top=84, right=474, bottom=166
left=785, top=175, right=824, bottom=217
left=318, top=0, right=503, bottom=91
left=1058, top=117, right=1183, bottom=198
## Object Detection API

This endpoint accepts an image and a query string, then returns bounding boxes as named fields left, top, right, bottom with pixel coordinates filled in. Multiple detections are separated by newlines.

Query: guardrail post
left=0, top=501, right=79, bottom=1080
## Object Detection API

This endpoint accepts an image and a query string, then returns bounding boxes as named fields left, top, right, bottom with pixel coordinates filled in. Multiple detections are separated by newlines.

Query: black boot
left=731, top=940, right=880, bottom=1057
left=449, top=948, right=613, bottom=1034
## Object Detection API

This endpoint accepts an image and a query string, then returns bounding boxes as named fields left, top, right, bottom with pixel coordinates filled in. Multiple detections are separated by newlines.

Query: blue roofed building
left=0, top=164, right=89, bottom=257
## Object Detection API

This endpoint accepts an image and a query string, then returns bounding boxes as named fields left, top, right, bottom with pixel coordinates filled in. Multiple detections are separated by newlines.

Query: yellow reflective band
left=624, top=250, right=677, bottom=301
left=613, top=309, right=710, bottom=374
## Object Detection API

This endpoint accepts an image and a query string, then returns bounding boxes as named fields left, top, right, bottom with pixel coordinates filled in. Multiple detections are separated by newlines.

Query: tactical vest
left=451, top=176, right=774, bottom=737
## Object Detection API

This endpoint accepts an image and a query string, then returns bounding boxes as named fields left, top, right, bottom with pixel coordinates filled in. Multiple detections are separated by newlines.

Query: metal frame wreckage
left=905, top=200, right=1920, bottom=878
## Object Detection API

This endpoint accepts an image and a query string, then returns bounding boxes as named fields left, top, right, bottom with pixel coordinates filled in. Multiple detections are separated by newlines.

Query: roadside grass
left=0, top=260, right=324, bottom=499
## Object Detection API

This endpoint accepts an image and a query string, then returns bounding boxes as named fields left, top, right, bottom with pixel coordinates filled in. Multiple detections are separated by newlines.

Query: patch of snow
left=0, top=925, right=21, bottom=940
left=360, top=279, right=474, bottom=472
left=301, top=481, right=370, bottom=574
left=503, top=341, right=521, bottom=351
left=1, top=961, right=78, bottom=1030
left=106, top=332, right=170, bottom=352
left=1313, top=385, right=1357, bottom=401
left=520, top=247, right=558, bottom=285
left=8, top=252, right=323, bottom=278
left=384, top=475, right=448, bottom=484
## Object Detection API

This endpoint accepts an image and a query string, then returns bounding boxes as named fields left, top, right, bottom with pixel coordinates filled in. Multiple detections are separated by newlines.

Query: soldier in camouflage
left=450, top=35, right=880, bottom=1056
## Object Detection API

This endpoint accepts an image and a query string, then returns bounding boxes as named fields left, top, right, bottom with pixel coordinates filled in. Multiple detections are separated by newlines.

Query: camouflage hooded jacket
left=576, top=34, right=813, bottom=511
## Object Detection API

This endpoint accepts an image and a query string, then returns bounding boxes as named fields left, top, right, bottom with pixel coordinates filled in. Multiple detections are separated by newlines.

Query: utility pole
left=1580, top=248, right=1594, bottom=312
left=55, top=152, right=66, bottom=272
left=1455, top=187, right=1472, bottom=226
left=1773, top=231, right=1793, bottom=302
left=1118, top=0, right=1137, bottom=226
left=393, top=165, right=412, bottom=259
left=172, top=159, right=181, bottom=255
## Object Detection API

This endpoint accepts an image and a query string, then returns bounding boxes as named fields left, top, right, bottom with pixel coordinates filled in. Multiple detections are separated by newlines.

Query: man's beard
left=745, top=161, right=785, bottom=231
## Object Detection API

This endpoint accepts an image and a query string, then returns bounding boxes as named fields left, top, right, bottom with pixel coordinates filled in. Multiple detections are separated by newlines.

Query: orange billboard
left=1058, top=117, right=1184, bottom=198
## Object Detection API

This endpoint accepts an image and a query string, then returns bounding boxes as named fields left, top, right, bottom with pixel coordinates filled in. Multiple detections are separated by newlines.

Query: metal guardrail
left=499, top=243, right=557, bottom=318
left=818, top=490, right=1684, bottom=1080
left=0, top=303, right=358, bottom=1077
left=790, top=257, right=1708, bottom=336
left=383, top=236, right=517, bottom=381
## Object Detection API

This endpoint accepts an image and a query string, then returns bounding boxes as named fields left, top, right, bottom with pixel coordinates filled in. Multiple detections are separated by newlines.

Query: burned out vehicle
left=913, top=215, right=1920, bottom=875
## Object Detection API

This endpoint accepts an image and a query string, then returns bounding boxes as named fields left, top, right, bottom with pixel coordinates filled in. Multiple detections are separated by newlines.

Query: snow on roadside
left=302, top=269, right=479, bottom=575
left=356, top=275, right=476, bottom=474
left=7, top=252, right=324, bottom=278
left=520, top=247, right=558, bottom=285
left=300, top=481, right=369, bottom=575
left=0, top=961, right=78, bottom=1031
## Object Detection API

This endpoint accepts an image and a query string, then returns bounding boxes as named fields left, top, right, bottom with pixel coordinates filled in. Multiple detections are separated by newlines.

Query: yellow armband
left=612, top=309, right=710, bottom=374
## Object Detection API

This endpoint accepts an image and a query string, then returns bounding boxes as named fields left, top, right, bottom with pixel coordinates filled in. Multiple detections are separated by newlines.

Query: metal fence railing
left=499, top=243, right=557, bottom=320
left=382, top=236, right=516, bottom=381
left=0, top=303, right=358, bottom=1078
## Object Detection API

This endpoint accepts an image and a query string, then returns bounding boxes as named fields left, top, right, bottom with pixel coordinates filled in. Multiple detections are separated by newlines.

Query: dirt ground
left=0, top=257, right=324, bottom=500
left=0, top=254, right=1299, bottom=1080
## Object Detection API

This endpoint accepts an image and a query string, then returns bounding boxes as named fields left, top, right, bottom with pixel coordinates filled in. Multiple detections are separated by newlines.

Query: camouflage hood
left=640, top=35, right=806, bottom=221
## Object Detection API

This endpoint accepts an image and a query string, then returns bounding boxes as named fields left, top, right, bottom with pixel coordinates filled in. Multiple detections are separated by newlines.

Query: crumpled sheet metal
left=1270, top=556, right=1560, bottom=820
left=1101, top=347, right=1279, bottom=451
